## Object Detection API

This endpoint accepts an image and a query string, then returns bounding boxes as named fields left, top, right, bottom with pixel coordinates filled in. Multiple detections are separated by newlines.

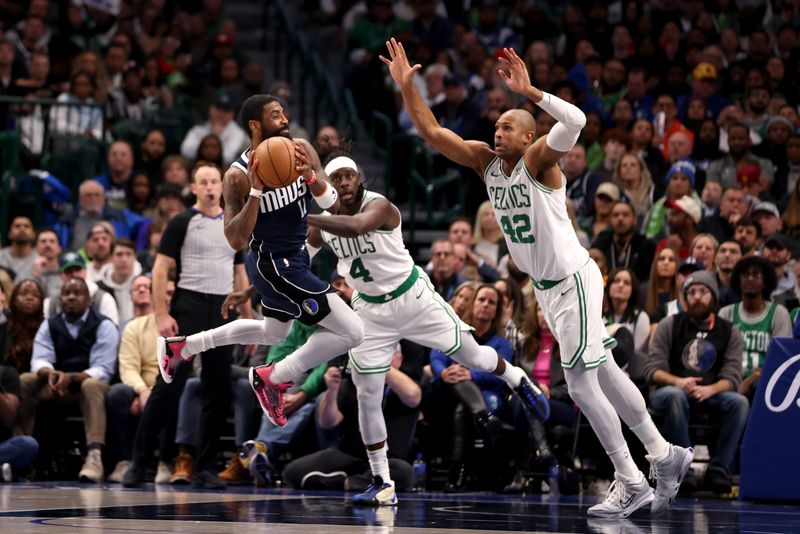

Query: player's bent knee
left=260, top=318, right=292, bottom=345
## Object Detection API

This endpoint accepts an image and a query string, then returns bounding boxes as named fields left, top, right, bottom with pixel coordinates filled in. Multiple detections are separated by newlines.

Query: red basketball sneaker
left=249, top=364, right=292, bottom=427
left=157, top=336, right=192, bottom=384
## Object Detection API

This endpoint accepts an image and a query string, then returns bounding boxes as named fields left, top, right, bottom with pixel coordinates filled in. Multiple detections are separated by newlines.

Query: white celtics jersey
left=483, top=156, right=589, bottom=284
left=320, top=190, right=415, bottom=296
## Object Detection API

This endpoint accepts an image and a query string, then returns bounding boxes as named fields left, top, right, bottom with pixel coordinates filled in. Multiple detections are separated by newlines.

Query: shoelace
left=602, top=480, right=625, bottom=505
left=648, top=452, right=672, bottom=484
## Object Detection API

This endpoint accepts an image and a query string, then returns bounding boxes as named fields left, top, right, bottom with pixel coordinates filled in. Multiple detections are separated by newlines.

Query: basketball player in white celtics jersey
left=383, top=38, right=692, bottom=517
left=305, top=150, right=549, bottom=506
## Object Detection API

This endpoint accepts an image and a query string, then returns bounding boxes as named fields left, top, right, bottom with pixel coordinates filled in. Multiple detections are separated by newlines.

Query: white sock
left=367, top=446, right=392, bottom=485
left=630, top=419, right=670, bottom=461
left=182, top=318, right=292, bottom=359
left=608, top=445, right=641, bottom=481
left=499, top=363, right=526, bottom=389
left=450, top=334, right=524, bottom=387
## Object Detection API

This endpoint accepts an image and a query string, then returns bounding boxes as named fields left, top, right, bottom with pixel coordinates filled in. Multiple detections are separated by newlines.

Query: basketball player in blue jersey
left=306, top=150, right=548, bottom=506
left=156, top=94, right=365, bottom=428
left=384, top=39, right=692, bottom=517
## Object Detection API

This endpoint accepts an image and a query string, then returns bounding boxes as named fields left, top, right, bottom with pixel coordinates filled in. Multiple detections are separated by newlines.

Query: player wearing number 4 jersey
left=306, top=150, right=548, bottom=507
left=384, top=38, right=692, bottom=517
left=154, top=94, right=365, bottom=430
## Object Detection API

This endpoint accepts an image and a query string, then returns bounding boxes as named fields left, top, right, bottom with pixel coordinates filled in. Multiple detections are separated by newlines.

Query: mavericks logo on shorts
left=302, top=299, right=319, bottom=315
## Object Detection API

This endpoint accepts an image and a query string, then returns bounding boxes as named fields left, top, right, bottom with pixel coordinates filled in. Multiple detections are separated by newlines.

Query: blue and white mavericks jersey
left=232, top=148, right=311, bottom=253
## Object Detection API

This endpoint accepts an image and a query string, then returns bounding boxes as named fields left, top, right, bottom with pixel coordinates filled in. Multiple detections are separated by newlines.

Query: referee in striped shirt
left=124, top=162, right=249, bottom=488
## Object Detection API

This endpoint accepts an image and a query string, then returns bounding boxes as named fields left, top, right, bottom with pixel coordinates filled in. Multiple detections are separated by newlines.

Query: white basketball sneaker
left=588, top=473, right=654, bottom=518
left=648, top=444, right=693, bottom=513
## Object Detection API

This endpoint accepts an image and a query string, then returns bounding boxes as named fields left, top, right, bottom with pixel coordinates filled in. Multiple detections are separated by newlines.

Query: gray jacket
left=646, top=313, right=744, bottom=390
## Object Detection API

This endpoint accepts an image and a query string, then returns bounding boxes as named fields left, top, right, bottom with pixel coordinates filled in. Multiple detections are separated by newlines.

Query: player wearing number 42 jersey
left=384, top=38, right=692, bottom=517
left=154, top=94, right=365, bottom=431
left=306, top=151, right=549, bottom=507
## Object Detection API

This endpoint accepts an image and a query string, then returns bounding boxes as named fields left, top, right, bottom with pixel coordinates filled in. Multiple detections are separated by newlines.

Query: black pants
left=282, top=447, right=414, bottom=492
left=130, top=288, right=233, bottom=472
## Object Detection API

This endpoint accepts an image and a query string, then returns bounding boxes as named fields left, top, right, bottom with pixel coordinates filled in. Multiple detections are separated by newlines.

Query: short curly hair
left=730, top=255, right=778, bottom=300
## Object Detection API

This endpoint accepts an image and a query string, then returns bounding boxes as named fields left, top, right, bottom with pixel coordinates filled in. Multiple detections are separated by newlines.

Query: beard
left=263, top=121, right=291, bottom=139
left=91, top=251, right=110, bottom=263
left=742, top=289, right=761, bottom=299
left=686, top=300, right=713, bottom=322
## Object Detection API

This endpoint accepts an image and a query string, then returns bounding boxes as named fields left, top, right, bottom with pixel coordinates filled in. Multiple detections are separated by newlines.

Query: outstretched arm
left=381, top=38, right=494, bottom=175
left=498, top=48, right=586, bottom=184
left=307, top=198, right=398, bottom=238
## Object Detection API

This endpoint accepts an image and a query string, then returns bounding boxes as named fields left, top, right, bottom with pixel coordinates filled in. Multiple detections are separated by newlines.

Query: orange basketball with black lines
left=253, top=136, right=299, bottom=189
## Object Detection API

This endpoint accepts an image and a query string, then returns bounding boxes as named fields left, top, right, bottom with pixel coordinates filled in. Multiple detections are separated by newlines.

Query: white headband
left=324, top=156, right=358, bottom=176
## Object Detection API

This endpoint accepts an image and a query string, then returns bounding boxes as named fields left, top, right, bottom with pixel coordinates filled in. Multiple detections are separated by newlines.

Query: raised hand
left=247, top=150, right=265, bottom=190
left=379, top=37, right=421, bottom=88
left=498, top=47, right=532, bottom=95
left=294, top=138, right=321, bottom=181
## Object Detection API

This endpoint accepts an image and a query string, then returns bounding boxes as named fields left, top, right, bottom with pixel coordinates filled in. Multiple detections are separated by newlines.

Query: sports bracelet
left=249, top=187, right=262, bottom=198
left=305, top=170, right=318, bottom=186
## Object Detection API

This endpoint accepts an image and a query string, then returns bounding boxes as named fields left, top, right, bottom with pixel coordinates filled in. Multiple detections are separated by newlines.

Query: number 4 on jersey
left=349, top=258, right=374, bottom=282
left=500, top=214, right=535, bottom=244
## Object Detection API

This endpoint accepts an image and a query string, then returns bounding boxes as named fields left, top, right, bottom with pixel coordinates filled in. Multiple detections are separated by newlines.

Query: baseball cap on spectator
left=665, top=195, right=702, bottom=224
left=692, top=62, right=717, bottom=81
left=213, top=33, right=233, bottom=47
left=212, top=92, right=235, bottom=111
left=764, top=233, right=792, bottom=251
left=60, top=251, right=86, bottom=273
left=736, top=164, right=761, bottom=186
left=682, top=270, right=719, bottom=302
left=155, top=183, right=184, bottom=200
left=678, top=256, right=704, bottom=275
left=596, top=182, right=621, bottom=202
left=752, top=201, right=780, bottom=219
left=664, top=159, right=696, bottom=186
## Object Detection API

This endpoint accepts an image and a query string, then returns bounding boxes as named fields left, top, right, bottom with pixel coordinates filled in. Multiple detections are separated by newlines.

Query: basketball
left=253, top=136, right=299, bottom=189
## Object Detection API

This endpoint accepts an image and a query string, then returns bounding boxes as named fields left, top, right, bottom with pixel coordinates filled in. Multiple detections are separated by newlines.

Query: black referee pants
left=130, top=288, right=233, bottom=472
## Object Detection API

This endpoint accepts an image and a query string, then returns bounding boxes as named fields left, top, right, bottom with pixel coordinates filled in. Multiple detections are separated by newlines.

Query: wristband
left=312, top=182, right=338, bottom=210
left=305, top=170, right=317, bottom=186
left=249, top=187, right=262, bottom=198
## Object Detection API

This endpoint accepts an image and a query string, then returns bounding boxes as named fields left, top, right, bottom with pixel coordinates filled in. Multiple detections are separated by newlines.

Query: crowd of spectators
left=0, top=0, right=798, bottom=497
